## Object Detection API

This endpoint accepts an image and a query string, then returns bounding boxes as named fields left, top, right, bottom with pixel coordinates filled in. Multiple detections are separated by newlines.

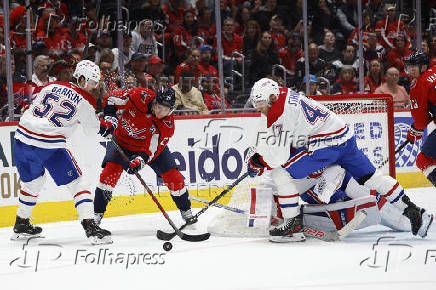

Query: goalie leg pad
left=17, top=174, right=46, bottom=219
left=363, top=170, right=406, bottom=209
left=66, top=176, right=93, bottom=220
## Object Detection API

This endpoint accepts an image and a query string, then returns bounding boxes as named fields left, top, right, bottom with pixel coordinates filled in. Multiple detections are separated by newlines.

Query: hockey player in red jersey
left=94, top=86, right=198, bottom=227
left=406, top=51, right=436, bottom=187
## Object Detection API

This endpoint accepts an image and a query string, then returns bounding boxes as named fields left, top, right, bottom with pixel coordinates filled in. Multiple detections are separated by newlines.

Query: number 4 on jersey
left=300, top=100, right=329, bottom=124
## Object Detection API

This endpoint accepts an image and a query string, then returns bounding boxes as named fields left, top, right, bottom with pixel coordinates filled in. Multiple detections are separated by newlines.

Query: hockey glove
left=126, top=156, right=146, bottom=174
left=407, top=125, right=424, bottom=144
left=98, top=116, right=118, bottom=138
left=247, top=153, right=268, bottom=178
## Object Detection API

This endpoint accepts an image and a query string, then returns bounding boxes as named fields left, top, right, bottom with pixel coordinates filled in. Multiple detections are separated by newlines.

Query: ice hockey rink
left=0, top=187, right=435, bottom=290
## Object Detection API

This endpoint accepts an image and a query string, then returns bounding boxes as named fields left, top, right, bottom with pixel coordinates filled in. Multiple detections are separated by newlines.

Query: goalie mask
left=73, top=60, right=101, bottom=88
left=250, top=78, right=280, bottom=107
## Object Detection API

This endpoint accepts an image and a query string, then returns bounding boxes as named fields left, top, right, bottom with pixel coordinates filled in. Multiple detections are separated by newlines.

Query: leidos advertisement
left=0, top=112, right=426, bottom=207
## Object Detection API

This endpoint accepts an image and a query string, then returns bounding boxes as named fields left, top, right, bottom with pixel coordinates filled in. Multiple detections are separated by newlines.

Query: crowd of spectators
left=0, top=0, right=435, bottom=119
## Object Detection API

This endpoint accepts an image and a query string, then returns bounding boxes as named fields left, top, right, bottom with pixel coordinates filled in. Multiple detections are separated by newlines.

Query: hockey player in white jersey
left=12, top=60, right=112, bottom=244
left=248, top=78, right=433, bottom=242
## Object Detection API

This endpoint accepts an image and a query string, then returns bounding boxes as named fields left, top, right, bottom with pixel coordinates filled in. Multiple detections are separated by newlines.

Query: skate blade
left=10, top=233, right=43, bottom=241
left=418, top=213, right=434, bottom=238
left=89, top=236, right=113, bottom=245
left=269, top=233, right=306, bottom=243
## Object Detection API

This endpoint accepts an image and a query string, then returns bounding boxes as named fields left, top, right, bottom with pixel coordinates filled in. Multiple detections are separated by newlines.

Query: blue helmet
left=405, top=51, right=430, bottom=66
left=155, top=86, right=176, bottom=110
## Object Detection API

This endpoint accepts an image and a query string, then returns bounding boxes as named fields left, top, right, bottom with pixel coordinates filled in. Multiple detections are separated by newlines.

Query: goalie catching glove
left=127, top=156, right=146, bottom=174
left=407, top=124, right=424, bottom=144
left=247, top=153, right=270, bottom=177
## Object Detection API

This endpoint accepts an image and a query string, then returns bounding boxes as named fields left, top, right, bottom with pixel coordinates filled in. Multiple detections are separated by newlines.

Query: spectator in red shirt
left=213, top=18, right=243, bottom=60
left=35, top=11, right=66, bottom=59
left=201, top=75, right=229, bottom=111
left=162, top=0, right=186, bottom=33
left=9, top=6, right=29, bottom=49
left=174, top=47, right=202, bottom=85
left=213, top=18, right=243, bottom=78
left=39, top=0, right=70, bottom=23
left=49, top=57, right=76, bottom=82
left=197, top=5, right=215, bottom=44
left=331, top=65, right=358, bottom=95
left=269, top=15, right=286, bottom=49
left=364, top=59, right=384, bottom=93
left=198, top=45, right=218, bottom=79
left=375, top=4, right=411, bottom=49
left=173, top=10, right=198, bottom=64
left=278, top=32, right=303, bottom=75
left=386, top=33, right=412, bottom=77
left=347, top=9, right=374, bottom=48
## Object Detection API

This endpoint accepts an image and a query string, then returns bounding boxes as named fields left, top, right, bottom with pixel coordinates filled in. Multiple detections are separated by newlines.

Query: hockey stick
left=189, top=195, right=246, bottom=214
left=378, top=140, right=410, bottom=168
left=156, top=172, right=250, bottom=241
left=110, top=137, right=210, bottom=242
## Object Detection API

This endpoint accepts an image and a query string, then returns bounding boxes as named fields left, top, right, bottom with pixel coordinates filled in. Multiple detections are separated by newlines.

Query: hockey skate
left=269, top=212, right=305, bottom=243
left=402, top=196, right=434, bottom=238
left=81, top=219, right=113, bottom=245
left=181, top=209, right=198, bottom=230
left=11, top=216, right=43, bottom=240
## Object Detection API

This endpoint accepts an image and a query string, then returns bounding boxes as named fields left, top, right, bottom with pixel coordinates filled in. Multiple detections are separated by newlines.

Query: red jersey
left=106, top=88, right=175, bottom=161
left=409, top=67, right=436, bottom=130
left=174, top=62, right=202, bottom=84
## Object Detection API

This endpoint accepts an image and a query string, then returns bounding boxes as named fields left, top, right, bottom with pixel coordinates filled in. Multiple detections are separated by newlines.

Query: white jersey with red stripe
left=15, top=82, right=99, bottom=149
left=255, top=88, right=353, bottom=168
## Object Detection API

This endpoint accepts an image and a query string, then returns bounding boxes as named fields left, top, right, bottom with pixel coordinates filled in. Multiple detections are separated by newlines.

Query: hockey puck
left=163, top=241, right=173, bottom=251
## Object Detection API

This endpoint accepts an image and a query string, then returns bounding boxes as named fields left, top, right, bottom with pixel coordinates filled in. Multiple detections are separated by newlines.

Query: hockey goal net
left=208, top=94, right=395, bottom=237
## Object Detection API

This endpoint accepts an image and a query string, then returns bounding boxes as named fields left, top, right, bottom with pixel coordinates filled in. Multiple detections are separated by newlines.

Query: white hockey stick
left=337, top=210, right=367, bottom=240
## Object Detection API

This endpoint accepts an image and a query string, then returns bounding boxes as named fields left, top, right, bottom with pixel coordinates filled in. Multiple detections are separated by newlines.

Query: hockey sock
left=94, top=187, right=113, bottom=214
left=17, top=189, right=38, bottom=219
left=171, top=191, right=191, bottom=212
left=73, top=190, right=93, bottom=220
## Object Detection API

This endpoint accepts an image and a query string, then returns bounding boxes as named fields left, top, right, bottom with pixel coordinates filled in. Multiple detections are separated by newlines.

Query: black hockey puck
left=163, top=241, right=173, bottom=251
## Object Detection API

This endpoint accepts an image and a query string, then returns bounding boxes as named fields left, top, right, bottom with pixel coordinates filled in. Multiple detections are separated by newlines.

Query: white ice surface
left=1, top=187, right=436, bottom=290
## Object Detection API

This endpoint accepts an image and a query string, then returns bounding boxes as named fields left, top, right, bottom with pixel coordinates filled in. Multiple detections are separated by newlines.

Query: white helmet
left=250, top=78, right=280, bottom=107
left=73, top=60, right=100, bottom=88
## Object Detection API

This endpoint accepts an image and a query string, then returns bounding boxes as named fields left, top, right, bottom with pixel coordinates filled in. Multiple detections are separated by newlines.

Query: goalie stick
left=195, top=196, right=367, bottom=242
left=111, top=137, right=210, bottom=242
left=156, top=172, right=250, bottom=241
